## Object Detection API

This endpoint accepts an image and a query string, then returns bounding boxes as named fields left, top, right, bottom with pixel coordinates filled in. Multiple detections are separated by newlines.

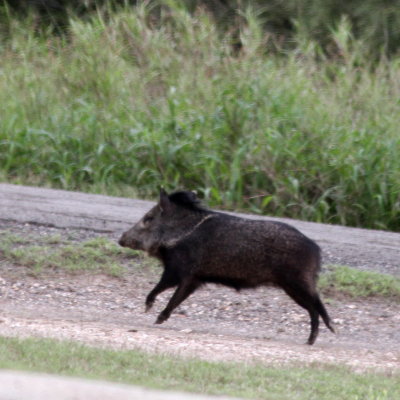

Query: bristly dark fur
left=168, top=191, right=206, bottom=212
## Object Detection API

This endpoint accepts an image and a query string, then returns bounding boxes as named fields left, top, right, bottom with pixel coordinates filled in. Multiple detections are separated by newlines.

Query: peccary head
left=118, top=189, right=207, bottom=256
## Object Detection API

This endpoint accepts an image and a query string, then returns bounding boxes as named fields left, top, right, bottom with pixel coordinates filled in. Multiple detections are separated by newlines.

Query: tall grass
left=0, top=3, right=399, bottom=230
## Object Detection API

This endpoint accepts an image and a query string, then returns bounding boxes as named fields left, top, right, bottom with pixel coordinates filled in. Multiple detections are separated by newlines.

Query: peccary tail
left=315, top=296, right=336, bottom=334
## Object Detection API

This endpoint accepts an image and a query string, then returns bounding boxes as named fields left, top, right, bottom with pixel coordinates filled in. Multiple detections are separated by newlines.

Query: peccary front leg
left=155, top=278, right=201, bottom=324
left=145, top=269, right=179, bottom=312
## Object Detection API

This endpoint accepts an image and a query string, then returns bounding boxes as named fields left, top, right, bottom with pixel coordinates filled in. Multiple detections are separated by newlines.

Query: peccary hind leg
left=282, top=282, right=331, bottom=345
left=155, top=278, right=201, bottom=324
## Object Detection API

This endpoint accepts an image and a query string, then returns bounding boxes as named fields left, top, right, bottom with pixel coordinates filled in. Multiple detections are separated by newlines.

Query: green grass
left=319, top=265, right=400, bottom=301
left=0, top=336, right=398, bottom=400
left=0, top=4, right=399, bottom=231
left=0, top=230, right=161, bottom=276
left=0, top=232, right=135, bottom=276
left=1, top=230, right=399, bottom=301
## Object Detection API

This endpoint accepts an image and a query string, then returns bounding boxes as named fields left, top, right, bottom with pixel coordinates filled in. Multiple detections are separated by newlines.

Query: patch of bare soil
left=0, top=221, right=399, bottom=374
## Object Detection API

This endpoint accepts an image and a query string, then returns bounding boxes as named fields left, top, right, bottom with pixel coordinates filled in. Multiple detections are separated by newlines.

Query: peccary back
left=119, top=189, right=335, bottom=345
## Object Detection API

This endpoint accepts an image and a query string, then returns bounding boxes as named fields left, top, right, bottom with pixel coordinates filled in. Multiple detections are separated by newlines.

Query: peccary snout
left=118, top=231, right=144, bottom=251
left=119, top=189, right=335, bottom=345
left=118, top=236, right=127, bottom=247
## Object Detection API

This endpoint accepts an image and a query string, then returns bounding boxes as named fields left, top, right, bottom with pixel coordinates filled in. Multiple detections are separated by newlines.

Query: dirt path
left=0, top=184, right=399, bottom=374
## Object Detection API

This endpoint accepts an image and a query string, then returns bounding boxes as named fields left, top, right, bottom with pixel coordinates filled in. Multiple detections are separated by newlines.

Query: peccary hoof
left=155, top=313, right=168, bottom=324
left=145, top=302, right=153, bottom=313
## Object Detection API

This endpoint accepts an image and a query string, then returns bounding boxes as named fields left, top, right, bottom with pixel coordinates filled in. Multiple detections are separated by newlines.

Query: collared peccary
left=119, top=189, right=335, bottom=345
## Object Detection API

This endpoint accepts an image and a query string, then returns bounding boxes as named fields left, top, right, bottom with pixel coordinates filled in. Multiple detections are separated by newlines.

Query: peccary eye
left=143, top=216, right=154, bottom=224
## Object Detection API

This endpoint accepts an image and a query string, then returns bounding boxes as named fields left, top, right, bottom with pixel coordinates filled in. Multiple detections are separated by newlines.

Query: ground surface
left=0, top=220, right=399, bottom=375
left=0, top=370, right=241, bottom=400
left=0, top=184, right=399, bottom=375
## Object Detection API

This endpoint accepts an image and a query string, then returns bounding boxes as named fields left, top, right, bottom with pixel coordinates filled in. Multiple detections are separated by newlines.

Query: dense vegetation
left=0, top=1, right=399, bottom=230
left=3, top=1, right=400, bottom=58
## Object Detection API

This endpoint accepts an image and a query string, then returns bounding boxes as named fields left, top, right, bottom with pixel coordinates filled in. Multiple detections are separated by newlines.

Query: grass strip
left=0, top=233, right=135, bottom=276
left=319, top=265, right=400, bottom=301
left=1, top=231, right=399, bottom=301
left=0, top=336, right=398, bottom=400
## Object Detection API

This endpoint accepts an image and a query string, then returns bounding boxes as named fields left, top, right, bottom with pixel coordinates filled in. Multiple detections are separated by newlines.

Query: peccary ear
left=159, top=188, right=172, bottom=213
